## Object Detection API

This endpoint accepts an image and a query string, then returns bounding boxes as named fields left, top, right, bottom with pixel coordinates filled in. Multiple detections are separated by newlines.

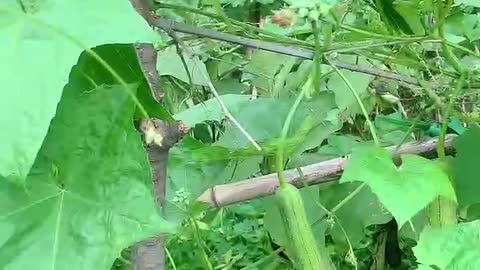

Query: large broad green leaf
left=213, top=79, right=250, bottom=95
left=0, top=0, right=156, bottom=182
left=394, top=2, right=425, bottom=35
left=215, top=93, right=337, bottom=150
left=373, top=0, right=414, bottom=34
left=295, top=109, right=342, bottom=154
left=174, top=95, right=251, bottom=127
left=456, top=0, right=480, bottom=7
left=156, top=45, right=210, bottom=86
left=413, top=220, right=480, bottom=270
left=318, top=182, right=392, bottom=248
left=340, top=146, right=457, bottom=227
left=445, top=13, right=480, bottom=42
left=326, top=57, right=374, bottom=112
left=0, top=55, right=173, bottom=269
left=243, top=50, right=296, bottom=94
left=452, top=126, right=480, bottom=208
left=375, top=112, right=416, bottom=146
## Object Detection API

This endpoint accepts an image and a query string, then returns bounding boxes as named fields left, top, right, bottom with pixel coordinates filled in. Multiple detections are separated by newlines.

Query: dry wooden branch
left=129, top=1, right=187, bottom=270
left=198, top=135, right=457, bottom=208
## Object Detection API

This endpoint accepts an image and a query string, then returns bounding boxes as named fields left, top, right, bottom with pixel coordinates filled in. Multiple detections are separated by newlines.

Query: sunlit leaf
left=456, top=0, right=480, bottom=7
left=340, top=145, right=457, bottom=227
left=413, top=220, right=480, bottom=270
left=0, top=0, right=156, bottom=181
left=0, top=66, right=172, bottom=270
left=157, top=46, right=210, bottom=86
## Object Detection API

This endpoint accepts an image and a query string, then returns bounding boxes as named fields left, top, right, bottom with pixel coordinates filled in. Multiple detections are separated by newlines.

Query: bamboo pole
left=198, top=135, right=457, bottom=207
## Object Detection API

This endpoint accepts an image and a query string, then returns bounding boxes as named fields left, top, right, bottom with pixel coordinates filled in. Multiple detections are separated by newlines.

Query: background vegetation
left=1, top=0, right=480, bottom=269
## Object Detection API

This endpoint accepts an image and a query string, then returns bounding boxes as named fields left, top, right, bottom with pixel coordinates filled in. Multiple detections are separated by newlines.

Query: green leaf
left=244, top=50, right=296, bottom=94
left=445, top=13, right=480, bottom=42
left=460, top=55, right=480, bottom=72
left=456, top=0, right=480, bottom=7
left=213, top=79, right=250, bottom=95
left=466, top=203, right=480, bottom=221
left=0, top=82, right=172, bottom=270
left=394, top=4, right=425, bottom=35
left=174, top=95, right=251, bottom=127
left=373, top=0, right=415, bottom=34
left=340, top=146, right=457, bottom=227
left=135, top=81, right=173, bottom=121
left=285, top=60, right=313, bottom=91
left=295, top=109, right=342, bottom=153
left=375, top=113, right=418, bottom=145
left=398, top=210, right=427, bottom=241
left=216, top=93, right=337, bottom=150
left=452, top=126, right=480, bottom=207
left=318, top=182, right=392, bottom=248
left=413, top=220, right=480, bottom=270
left=0, top=0, right=156, bottom=182
left=157, top=46, right=210, bottom=86
left=326, top=57, right=374, bottom=111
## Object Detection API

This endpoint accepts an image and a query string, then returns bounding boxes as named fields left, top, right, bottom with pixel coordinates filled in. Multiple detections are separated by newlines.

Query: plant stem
left=188, top=218, right=213, bottom=270
left=327, top=59, right=380, bottom=146
left=437, top=72, right=466, bottom=160
left=165, top=247, right=178, bottom=270
left=435, top=0, right=464, bottom=73
left=311, top=20, right=323, bottom=93
left=333, top=22, right=427, bottom=41
left=276, top=89, right=307, bottom=186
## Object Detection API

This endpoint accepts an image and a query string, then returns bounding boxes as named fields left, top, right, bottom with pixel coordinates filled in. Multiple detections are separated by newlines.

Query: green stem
left=327, top=60, right=380, bottom=146
left=435, top=0, right=464, bottom=73
left=331, top=183, right=366, bottom=214
left=441, top=40, right=464, bottom=73
left=311, top=20, right=323, bottom=93
left=437, top=72, right=466, bottom=160
left=165, top=247, right=178, bottom=270
left=188, top=218, right=213, bottom=270
left=445, top=40, right=480, bottom=58
left=328, top=38, right=439, bottom=53
left=332, top=22, right=428, bottom=41
left=276, top=89, right=307, bottom=187
left=212, top=0, right=234, bottom=31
